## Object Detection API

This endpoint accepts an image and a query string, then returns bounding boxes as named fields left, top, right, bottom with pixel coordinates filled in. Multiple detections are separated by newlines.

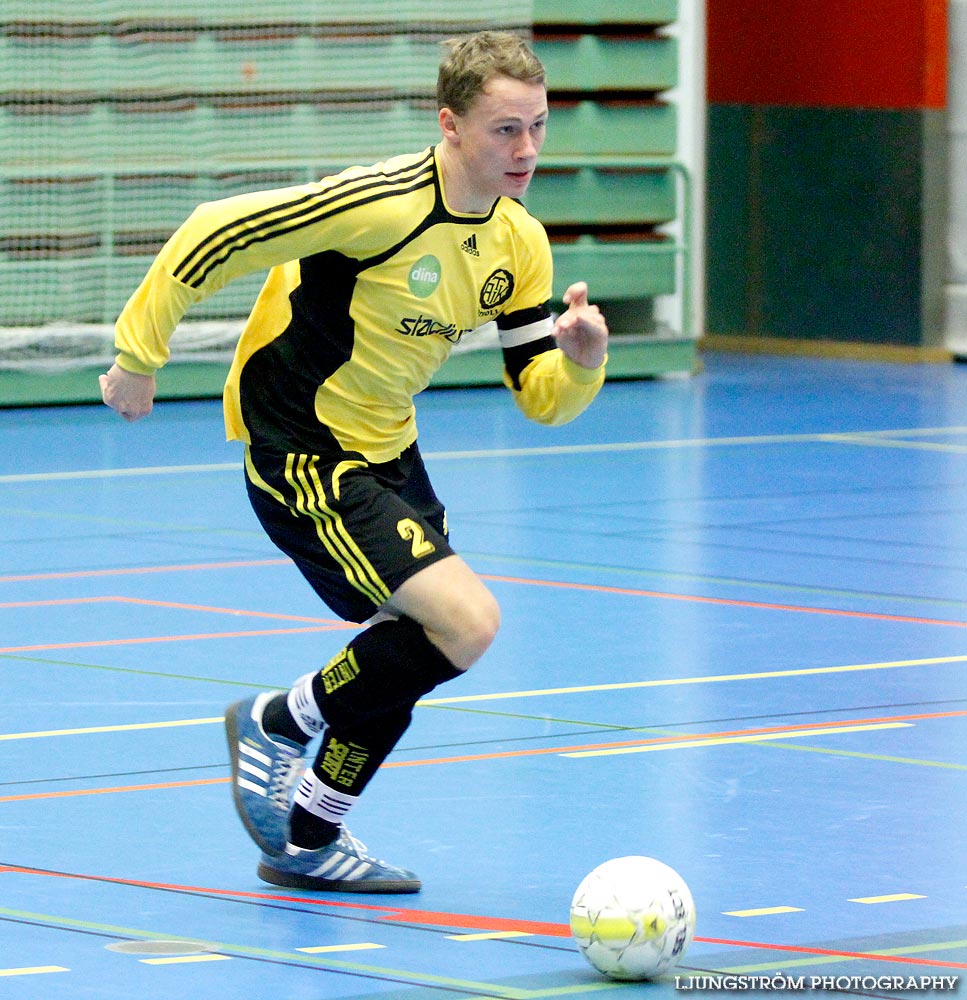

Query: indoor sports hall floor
left=1, top=350, right=965, bottom=998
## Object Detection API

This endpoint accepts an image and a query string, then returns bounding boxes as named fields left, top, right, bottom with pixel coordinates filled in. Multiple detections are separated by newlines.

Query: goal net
left=0, top=1, right=532, bottom=374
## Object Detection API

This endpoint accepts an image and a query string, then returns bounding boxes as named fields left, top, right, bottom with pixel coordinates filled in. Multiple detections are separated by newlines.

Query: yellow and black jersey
left=115, top=146, right=605, bottom=462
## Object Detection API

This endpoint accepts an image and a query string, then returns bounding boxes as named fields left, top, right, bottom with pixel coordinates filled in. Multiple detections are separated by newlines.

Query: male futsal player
left=100, top=31, right=609, bottom=892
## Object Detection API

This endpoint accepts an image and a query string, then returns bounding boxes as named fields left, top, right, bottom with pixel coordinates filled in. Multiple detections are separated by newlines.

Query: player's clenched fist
left=99, top=363, right=156, bottom=422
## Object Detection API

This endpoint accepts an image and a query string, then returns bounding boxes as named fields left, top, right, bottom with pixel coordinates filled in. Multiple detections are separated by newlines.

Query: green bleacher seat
left=551, top=237, right=677, bottom=300
left=533, top=0, right=678, bottom=26
left=543, top=100, right=676, bottom=157
left=535, top=35, right=678, bottom=92
left=525, top=167, right=676, bottom=226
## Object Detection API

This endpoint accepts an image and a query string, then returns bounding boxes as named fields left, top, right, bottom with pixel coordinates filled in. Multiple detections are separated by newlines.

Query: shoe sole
left=257, top=860, right=421, bottom=894
left=225, top=699, right=285, bottom=856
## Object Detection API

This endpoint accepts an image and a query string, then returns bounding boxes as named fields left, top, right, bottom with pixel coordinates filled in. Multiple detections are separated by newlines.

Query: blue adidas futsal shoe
left=225, top=693, right=306, bottom=855
left=257, top=828, right=421, bottom=894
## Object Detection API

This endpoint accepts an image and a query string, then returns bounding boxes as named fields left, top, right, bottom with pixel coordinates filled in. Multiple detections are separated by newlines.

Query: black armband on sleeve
left=499, top=301, right=554, bottom=390
left=502, top=336, right=557, bottom=390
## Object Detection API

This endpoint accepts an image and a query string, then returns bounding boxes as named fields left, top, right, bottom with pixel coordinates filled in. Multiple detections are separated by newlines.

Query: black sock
left=263, top=617, right=460, bottom=744
left=288, top=707, right=413, bottom=850
left=261, top=692, right=311, bottom=746
left=288, top=809, right=341, bottom=850
left=311, top=617, right=462, bottom=731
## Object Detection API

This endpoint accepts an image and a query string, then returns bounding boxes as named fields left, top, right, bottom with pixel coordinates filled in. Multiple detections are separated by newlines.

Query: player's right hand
left=99, top=362, right=156, bottom=422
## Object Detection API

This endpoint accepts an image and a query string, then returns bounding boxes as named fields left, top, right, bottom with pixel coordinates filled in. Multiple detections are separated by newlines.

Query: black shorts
left=245, top=442, right=454, bottom=623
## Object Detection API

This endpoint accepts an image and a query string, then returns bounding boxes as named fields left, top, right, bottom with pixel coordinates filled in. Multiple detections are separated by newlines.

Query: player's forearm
left=114, top=253, right=203, bottom=374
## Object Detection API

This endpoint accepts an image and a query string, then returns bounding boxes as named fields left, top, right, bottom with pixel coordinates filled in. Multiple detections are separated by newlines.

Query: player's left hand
left=99, top=362, right=156, bottom=422
left=552, top=282, right=608, bottom=370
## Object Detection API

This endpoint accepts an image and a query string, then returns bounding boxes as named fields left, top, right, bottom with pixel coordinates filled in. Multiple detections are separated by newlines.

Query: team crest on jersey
left=480, top=268, right=514, bottom=311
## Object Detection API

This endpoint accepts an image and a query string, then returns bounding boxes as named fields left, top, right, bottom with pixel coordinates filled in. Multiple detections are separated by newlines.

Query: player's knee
left=389, top=556, right=500, bottom=671
left=456, top=590, right=501, bottom=670
left=431, top=589, right=500, bottom=672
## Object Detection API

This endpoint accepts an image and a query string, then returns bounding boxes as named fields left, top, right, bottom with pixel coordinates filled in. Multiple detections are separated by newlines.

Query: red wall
left=707, top=0, right=947, bottom=109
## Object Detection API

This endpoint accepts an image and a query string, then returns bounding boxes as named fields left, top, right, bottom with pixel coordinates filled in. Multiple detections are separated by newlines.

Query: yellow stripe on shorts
left=285, top=454, right=391, bottom=608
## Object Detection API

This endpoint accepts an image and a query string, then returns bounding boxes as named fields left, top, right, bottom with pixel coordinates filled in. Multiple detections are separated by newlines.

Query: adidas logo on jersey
left=461, top=234, right=480, bottom=257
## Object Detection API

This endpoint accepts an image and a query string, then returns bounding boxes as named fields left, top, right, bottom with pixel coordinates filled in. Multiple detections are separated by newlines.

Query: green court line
left=0, top=907, right=599, bottom=999
left=718, top=938, right=967, bottom=974
left=0, top=652, right=268, bottom=688
left=755, top=741, right=967, bottom=770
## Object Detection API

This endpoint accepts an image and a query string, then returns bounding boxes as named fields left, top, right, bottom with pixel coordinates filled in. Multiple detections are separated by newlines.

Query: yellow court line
left=420, top=655, right=967, bottom=705
left=561, top=723, right=912, bottom=758
left=0, top=717, right=224, bottom=742
left=447, top=931, right=534, bottom=941
left=724, top=907, right=804, bottom=917
left=0, top=966, right=69, bottom=977
left=850, top=894, right=927, bottom=904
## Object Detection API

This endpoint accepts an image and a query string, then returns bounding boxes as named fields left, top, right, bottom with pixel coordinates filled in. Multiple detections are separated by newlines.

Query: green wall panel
left=706, top=104, right=945, bottom=348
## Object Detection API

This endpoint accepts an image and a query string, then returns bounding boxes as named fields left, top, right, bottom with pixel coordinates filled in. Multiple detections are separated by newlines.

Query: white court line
left=0, top=463, right=239, bottom=483
left=4, top=427, right=967, bottom=483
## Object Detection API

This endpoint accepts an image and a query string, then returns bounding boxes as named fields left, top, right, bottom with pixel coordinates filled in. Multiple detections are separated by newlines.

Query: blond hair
left=437, top=31, right=546, bottom=116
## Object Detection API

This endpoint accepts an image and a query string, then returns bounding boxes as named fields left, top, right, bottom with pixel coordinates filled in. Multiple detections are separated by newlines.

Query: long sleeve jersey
left=114, top=146, right=605, bottom=463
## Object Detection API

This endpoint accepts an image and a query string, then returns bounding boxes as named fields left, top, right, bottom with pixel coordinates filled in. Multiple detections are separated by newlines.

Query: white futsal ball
left=569, top=856, right=696, bottom=981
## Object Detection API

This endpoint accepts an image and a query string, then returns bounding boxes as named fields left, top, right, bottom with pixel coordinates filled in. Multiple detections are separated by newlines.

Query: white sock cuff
left=287, top=671, right=325, bottom=738
left=293, top=769, right=358, bottom=825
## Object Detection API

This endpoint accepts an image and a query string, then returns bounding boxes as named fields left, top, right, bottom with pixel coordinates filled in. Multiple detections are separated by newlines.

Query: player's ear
left=439, top=108, right=460, bottom=142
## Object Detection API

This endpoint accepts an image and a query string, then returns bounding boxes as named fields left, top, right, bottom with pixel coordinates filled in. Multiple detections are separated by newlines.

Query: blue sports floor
left=1, top=351, right=965, bottom=997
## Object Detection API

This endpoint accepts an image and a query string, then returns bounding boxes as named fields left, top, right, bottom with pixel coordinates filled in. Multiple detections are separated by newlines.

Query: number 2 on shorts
left=397, top=518, right=436, bottom=558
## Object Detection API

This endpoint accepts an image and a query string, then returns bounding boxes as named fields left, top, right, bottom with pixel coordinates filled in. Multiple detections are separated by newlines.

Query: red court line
left=3, top=710, right=963, bottom=803
left=0, top=595, right=351, bottom=653
left=0, top=864, right=571, bottom=937
left=481, top=574, right=967, bottom=629
left=0, top=595, right=345, bottom=625
left=0, top=625, right=351, bottom=655
left=1, top=866, right=964, bottom=968
left=0, top=558, right=290, bottom=583
left=4, top=560, right=965, bottom=629
left=0, top=778, right=227, bottom=803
